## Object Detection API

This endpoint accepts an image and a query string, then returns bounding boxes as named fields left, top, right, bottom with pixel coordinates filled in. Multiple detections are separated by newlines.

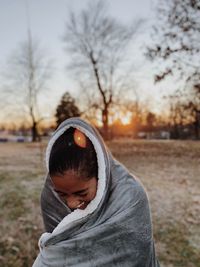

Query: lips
left=77, top=201, right=88, bottom=210
left=76, top=201, right=85, bottom=208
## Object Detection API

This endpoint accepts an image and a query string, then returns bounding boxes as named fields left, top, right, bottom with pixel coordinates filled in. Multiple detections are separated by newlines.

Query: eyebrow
left=54, top=188, right=88, bottom=195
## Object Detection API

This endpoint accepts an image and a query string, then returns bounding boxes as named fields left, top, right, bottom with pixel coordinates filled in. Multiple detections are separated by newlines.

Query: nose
left=65, top=195, right=83, bottom=210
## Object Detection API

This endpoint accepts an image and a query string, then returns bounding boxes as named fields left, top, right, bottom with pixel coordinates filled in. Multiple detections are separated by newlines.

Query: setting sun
left=110, top=110, right=132, bottom=126
left=119, top=111, right=132, bottom=125
left=121, top=116, right=131, bottom=125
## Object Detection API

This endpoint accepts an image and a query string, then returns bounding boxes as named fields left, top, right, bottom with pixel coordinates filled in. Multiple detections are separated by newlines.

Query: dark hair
left=49, top=127, right=98, bottom=179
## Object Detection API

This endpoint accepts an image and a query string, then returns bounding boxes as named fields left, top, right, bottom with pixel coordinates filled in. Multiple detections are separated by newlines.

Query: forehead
left=51, top=170, right=90, bottom=193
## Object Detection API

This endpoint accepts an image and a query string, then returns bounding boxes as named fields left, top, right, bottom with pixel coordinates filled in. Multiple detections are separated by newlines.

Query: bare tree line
left=0, top=0, right=199, bottom=140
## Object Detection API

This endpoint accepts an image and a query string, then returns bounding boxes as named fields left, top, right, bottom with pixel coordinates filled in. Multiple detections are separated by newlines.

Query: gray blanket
left=33, top=118, right=160, bottom=267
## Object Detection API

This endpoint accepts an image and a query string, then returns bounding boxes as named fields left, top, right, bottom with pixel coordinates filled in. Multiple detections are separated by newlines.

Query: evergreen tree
left=55, top=92, right=81, bottom=126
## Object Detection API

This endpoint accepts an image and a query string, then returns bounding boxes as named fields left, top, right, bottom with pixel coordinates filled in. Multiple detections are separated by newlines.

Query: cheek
left=88, top=182, right=98, bottom=200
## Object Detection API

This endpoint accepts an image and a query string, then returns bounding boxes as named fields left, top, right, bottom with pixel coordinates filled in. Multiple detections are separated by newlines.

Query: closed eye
left=75, top=192, right=87, bottom=197
left=54, top=190, right=67, bottom=197
left=58, top=192, right=67, bottom=197
left=73, top=189, right=88, bottom=196
left=55, top=190, right=88, bottom=197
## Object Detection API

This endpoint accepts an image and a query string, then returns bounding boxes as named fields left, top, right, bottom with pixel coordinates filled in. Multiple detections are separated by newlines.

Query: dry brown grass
left=0, top=140, right=200, bottom=267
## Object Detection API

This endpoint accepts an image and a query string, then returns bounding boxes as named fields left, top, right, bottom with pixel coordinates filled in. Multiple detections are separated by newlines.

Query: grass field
left=0, top=140, right=199, bottom=267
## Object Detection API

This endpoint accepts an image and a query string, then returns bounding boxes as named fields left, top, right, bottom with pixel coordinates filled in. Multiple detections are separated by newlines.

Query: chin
left=79, top=202, right=88, bottom=210
left=70, top=202, right=88, bottom=212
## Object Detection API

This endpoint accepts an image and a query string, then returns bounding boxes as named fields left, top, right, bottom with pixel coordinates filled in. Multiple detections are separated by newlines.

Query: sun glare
left=121, top=116, right=131, bottom=125
left=110, top=110, right=132, bottom=126
left=120, top=112, right=132, bottom=125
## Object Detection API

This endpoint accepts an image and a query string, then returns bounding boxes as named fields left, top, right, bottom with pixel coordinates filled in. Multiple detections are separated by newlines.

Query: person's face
left=51, top=170, right=98, bottom=211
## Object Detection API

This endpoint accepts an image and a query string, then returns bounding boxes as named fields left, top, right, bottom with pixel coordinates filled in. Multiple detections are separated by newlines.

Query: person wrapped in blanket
left=33, top=117, right=160, bottom=267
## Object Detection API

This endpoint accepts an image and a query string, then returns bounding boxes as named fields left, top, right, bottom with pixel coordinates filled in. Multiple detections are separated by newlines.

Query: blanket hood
left=40, top=117, right=111, bottom=244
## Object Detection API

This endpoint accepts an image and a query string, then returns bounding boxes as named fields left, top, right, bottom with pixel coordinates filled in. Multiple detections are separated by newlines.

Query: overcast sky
left=1, top=0, right=169, bottom=124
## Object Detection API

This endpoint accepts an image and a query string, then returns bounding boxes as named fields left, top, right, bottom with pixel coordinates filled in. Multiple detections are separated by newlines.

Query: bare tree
left=147, top=0, right=200, bottom=82
left=146, top=0, right=200, bottom=138
left=184, top=73, right=200, bottom=138
left=3, top=34, right=51, bottom=141
left=165, top=91, right=186, bottom=138
left=163, top=87, right=199, bottom=138
left=63, top=0, right=141, bottom=138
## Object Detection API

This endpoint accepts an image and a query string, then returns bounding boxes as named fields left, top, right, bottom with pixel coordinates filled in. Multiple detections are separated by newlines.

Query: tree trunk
left=90, top=53, right=111, bottom=140
left=194, top=111, right=200, bottom=139
left=31, top=121, right=38, bottom=142
left=102, top=106, right=109, bottom=140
